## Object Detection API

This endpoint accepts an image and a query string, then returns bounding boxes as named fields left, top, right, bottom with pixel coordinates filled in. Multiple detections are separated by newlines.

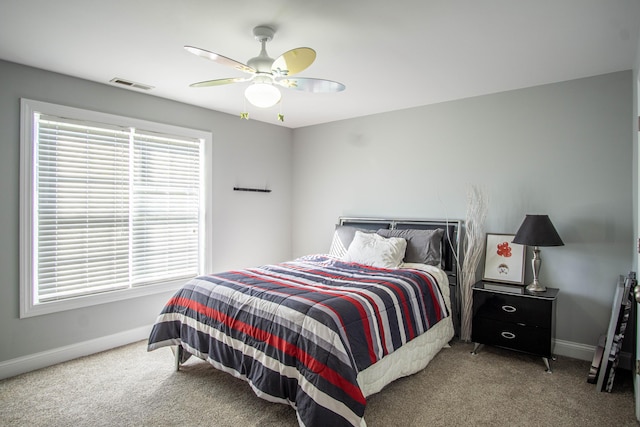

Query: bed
left=147, top=217, right=462, bottom=427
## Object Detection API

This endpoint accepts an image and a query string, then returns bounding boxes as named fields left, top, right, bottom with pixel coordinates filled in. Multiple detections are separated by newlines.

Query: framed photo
left=482, top=233, right=525, bottom=285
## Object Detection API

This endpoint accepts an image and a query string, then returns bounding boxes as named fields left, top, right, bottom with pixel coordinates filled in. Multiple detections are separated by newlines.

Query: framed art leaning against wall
left=482, top=233, right=525, bottom=285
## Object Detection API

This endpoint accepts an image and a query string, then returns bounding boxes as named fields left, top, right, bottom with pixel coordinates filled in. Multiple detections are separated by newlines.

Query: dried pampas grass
left=460, top=186, right=488, bottom=341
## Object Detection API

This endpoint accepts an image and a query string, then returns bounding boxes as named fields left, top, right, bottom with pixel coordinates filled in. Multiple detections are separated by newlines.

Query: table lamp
left=512, top=214, right=564, bottom=292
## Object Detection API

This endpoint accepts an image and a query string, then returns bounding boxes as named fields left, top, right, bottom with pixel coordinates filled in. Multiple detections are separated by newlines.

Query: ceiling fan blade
left=184, top=45, right=255, bottom=74
left=189, top=77, right=251, bottom=88
left=277, top=77, right=345, bottom=93
left=272, top=48, right=316, bottom=76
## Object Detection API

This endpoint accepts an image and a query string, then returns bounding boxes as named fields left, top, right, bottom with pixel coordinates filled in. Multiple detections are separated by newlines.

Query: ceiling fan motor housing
left=247, top=55, right=274, bottom=74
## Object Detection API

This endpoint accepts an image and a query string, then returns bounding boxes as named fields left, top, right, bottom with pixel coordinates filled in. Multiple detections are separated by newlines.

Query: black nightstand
left=471, top=281, right=558, bottom=372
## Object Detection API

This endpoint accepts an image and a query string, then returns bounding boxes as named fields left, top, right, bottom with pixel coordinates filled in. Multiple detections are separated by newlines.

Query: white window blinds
left=131, top=131, right=201, bottom=285
left=33, top=113, right=202, bottom=303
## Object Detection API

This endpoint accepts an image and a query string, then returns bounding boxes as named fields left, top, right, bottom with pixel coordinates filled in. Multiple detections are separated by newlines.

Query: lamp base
left=526, top=247, right=546, bottom=292
left=526, top=280, right=547, bottom=293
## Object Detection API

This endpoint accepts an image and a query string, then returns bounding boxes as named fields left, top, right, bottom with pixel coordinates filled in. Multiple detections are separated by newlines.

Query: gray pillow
left=377, top=228, right=444, bottom=266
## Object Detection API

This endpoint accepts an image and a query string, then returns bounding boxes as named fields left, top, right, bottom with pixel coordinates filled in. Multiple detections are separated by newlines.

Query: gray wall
left=0, top=60, right=293, bottom=362
left=292, top=71, right=634, bottom=348
left=0, top=59, right=634, bottom=365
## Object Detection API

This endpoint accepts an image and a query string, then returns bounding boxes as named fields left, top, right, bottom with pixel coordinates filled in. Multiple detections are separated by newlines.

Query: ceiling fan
left=185, top=25, right=345, bottom=118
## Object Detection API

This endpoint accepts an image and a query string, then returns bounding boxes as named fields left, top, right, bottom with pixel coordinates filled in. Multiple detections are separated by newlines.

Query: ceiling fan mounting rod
left=248, top=26, right=276, bottom=73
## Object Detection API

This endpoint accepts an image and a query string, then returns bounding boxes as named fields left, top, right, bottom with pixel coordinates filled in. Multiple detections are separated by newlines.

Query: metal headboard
left=337, top=217, right=463, bottom=283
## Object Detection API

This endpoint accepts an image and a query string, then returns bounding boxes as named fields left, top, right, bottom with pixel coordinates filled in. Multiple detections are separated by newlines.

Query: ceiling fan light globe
left=245, top=83, right=281, bottom=108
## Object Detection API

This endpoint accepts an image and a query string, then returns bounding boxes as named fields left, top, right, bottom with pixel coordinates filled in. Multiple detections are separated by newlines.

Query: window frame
left=19, top=98, right=213, bottom=318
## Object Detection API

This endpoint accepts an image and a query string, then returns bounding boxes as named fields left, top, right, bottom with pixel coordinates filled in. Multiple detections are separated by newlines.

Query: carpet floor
left=0, top=339, right=637, bottom=426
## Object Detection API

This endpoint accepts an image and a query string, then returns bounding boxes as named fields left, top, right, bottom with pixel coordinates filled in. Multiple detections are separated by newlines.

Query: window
left=20, top=99, right=213, bottom=317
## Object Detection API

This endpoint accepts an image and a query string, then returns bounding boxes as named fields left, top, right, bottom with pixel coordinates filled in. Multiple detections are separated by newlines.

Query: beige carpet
left=0, top=339, right=636, bottom=426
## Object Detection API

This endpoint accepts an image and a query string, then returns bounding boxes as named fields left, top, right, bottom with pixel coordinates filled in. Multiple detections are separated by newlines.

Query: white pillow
left=343, top=231, right=407, bottom=269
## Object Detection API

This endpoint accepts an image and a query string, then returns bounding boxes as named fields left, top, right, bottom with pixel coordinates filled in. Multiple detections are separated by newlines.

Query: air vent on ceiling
left=109, top=77, right=154, bottom=91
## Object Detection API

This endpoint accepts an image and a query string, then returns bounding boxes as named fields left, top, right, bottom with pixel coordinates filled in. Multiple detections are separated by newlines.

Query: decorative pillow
left=342, top=231, right=407, bottom=269
left=377, top=228, right=444, bottom=267
left=329, top=225, right=376, bottom=258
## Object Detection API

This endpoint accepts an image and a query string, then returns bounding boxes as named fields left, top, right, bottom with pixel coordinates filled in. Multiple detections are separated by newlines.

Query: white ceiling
left=1, top=0, right=639, bottom=129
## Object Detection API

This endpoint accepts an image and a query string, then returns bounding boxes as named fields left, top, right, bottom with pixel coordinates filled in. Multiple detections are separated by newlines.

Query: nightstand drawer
left=473, top=290, right=552, bottom=328
left=472, top=317, right=552, bottom=357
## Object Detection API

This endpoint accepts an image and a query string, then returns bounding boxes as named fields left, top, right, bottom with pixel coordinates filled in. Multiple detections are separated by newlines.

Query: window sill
left=19, top=278, right=187, bottom=318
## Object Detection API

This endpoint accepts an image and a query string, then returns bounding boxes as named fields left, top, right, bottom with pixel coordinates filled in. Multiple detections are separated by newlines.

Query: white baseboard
left=0, top=325, right=152, bottom=380
left=554, top=338, right=635, bottom=371
left=554, top=338, right=595, bottom=361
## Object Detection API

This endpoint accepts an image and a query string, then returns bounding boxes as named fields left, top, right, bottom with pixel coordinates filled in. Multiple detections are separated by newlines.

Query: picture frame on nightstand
left=482, top=233, right=525, bottom=285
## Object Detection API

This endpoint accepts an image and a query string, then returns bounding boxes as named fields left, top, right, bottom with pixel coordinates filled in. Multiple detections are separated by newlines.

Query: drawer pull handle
left=501, top=305, right=516, bottom=313
left=501, top=331, right=516, bottom=339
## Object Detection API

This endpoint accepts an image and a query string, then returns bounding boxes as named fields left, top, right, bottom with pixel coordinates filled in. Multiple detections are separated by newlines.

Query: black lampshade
left=512, top=214, right=564, bottom=247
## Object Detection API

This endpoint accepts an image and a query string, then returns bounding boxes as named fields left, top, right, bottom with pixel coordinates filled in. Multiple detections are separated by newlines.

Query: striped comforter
left=147, top=255, right=449, bottom=427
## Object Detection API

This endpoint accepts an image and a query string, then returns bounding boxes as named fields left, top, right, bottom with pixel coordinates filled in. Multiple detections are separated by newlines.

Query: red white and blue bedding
left=147, top=254, right=450, bottom=427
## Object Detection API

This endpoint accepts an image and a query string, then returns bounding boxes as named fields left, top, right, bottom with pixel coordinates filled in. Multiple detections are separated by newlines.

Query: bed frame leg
left=174, top=345, right=183, bottom=371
